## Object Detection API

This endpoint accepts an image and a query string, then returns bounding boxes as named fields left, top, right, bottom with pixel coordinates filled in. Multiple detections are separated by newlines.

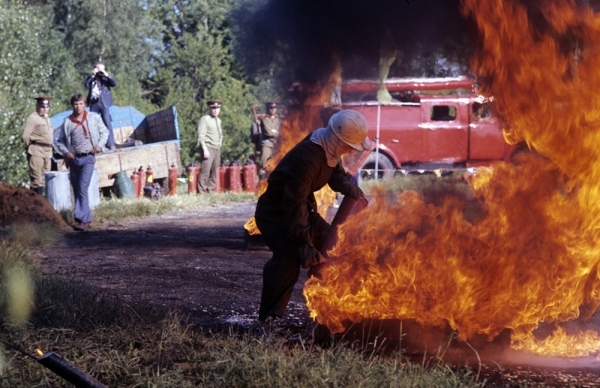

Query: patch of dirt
left=29, top=200, right=312, bottom=332
left=0, top=184, right=69, bottom=230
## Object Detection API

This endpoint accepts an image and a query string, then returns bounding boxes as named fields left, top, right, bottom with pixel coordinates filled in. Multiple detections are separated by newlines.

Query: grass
left=59, top=185, right=257, bottom=224
left=1, top=279, right=488, bottom=388
left=362, top=171, right=473, bottom=199
left=0, top=179, right=496, bottom=387
left=0, top=314, right=487, bottom=387
left=0, top=223, right=62, bottom=248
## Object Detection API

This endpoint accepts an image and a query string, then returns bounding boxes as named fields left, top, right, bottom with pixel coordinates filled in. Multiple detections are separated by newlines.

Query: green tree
left=37, top=0, right=159, bottom=110
left=148, top=0, right=257, bottom=168
left=0, top=3, right=52, bottom=185
left=46, top=0, right=158, bottom=77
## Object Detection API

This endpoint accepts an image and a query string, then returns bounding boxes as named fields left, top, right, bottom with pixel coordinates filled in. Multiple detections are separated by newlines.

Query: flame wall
left=304, top=0, right=600, bottom=357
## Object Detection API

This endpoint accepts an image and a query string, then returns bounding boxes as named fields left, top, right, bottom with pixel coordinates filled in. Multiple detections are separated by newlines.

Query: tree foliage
left=0, top=3, right=52, bottom=184
left=147, top=0, right=257, bottom=167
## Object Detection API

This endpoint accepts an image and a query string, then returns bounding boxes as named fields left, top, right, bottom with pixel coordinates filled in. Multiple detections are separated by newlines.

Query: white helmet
left=328, top=110, right=372, bottom=151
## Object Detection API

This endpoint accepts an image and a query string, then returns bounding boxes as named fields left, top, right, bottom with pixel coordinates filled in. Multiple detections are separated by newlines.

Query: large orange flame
left=305, top=0, right=600, bottom=357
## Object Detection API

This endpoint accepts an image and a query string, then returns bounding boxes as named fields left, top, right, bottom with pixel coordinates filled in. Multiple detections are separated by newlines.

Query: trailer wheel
left=358, top=152, right=395, bottom=184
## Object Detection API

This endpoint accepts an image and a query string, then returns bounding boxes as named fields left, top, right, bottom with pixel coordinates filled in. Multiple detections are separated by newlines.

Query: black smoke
left=232, top=0, right=473, bottom=84
left=232, top=0, right=600, bottom=88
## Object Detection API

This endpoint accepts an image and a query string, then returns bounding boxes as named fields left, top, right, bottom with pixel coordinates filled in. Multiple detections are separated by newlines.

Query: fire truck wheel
left=358, top=152, right=395, bottom=184
left=509, top=142, right=545, bottom=165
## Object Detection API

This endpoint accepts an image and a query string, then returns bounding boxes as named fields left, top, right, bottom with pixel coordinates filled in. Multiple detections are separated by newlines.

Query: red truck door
left=468, top=102, right=508, bottom=162
left=419, top=99, right=469, bottom=163
left=343, top=102, right=422, bottom=165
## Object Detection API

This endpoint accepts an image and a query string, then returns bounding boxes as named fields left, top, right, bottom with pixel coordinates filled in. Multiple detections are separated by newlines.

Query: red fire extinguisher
left=137, top=166, right=146, bottom=197
left=145, top=165, right=154, bottom=186
left=131, top=169, right=141, bottom=198
left=242, top=160, right=257, bottom=193
left=168, top=163, right=178, bottom=196
left=187, top=162, right=200, bottom=194
left=228, top=162, right=242, bottom=193
left=217, top=165, right=229, bottom=193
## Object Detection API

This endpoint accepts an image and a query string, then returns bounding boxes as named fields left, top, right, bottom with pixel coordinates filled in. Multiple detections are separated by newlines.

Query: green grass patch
left=1, top=315, right=487, bottom=387
left=362, top=172, right=487, bottom=223
left=60, top=191, right=257, bottom=224
left=0, top=223, right=62, bottom=248
left=362, top=172, right=472, bottom=199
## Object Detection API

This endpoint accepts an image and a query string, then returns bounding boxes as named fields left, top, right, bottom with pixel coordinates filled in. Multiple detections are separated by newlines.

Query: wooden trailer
left=50, top=106, right=182, bottom=189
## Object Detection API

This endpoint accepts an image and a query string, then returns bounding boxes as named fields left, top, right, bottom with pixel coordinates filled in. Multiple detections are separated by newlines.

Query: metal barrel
left=112, top=170, right=136, bottom=198
left=229, top=164, right=243, bottom=192
left=242, top=162, right=257, bottom=193
left=45, top=171, right=72, bottom=211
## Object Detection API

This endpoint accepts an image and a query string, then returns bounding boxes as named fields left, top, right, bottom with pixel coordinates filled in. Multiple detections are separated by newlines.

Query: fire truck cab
left=339, top=77, right=514, bottom=178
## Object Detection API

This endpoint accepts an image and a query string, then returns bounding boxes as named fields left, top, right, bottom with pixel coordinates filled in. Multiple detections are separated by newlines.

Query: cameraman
left=84, top=62, right=117, bottom=150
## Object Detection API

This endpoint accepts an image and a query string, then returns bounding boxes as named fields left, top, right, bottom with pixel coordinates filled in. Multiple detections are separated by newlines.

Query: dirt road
left=30, top=200, right=313, bottom=332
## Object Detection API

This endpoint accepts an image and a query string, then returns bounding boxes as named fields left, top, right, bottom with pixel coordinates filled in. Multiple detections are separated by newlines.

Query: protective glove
left=343, top=183, right=364, bottom=199
left=298, top=244, right=325, bottom=269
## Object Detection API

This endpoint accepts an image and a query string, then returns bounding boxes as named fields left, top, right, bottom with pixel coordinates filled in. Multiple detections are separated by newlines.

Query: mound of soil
left=0, top=184, right=69, bottom=229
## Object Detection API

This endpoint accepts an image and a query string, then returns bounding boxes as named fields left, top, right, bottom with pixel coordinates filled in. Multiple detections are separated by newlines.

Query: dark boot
left=31, top=187, right=44, bottom=195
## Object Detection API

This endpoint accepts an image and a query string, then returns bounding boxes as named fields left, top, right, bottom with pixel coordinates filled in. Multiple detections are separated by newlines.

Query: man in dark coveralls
left=255, top=110, right=372, bottom=325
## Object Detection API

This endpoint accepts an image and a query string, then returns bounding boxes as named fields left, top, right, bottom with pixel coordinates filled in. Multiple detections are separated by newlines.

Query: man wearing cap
left=254, top=109, right=371, bottom=326
left=22, top=96, right=54, bottom=195
left=55, top=93, right=108, bottom=231
left=259, top=102, right=282, bottom=171
left=197, top=99, right=223, bottom=193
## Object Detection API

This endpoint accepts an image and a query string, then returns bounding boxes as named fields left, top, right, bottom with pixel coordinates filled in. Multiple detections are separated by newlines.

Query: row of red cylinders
left=130, top=165, right=179, bottom=197
left=187, top=163, right=257, bottom=194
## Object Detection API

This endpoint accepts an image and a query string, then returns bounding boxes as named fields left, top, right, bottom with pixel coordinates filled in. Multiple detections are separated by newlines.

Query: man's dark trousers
left=256, top=212, right=329, bottom=321
left=90, top=102, right=115, bottom=148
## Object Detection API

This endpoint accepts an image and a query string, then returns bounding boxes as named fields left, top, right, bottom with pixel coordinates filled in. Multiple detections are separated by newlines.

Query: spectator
left=197, top=99, right=223, bottom=194
left=22, top=95, right=54, bottom=195
left=259, top=102, right=282, bottom=173
left=85, top=62, right=117, bottom=149
left=55, top=93, right=108, bottom=231
left=255, top=110, right=370, bottom=326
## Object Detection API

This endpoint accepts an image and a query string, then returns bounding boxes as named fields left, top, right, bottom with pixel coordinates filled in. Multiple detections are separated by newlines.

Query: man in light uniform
left=197, top=99, right=223, bottom=193
left=22, top=96, right=54, bottom=195
left=259, top=102, right=282, bottom=170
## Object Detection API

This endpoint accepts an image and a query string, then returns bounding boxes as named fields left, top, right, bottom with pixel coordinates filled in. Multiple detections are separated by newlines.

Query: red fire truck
left=337, top=77, right=516, bottom=179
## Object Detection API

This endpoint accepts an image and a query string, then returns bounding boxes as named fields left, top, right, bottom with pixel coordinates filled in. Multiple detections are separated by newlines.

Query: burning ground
left=301, top=0, right=600, bottom=363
